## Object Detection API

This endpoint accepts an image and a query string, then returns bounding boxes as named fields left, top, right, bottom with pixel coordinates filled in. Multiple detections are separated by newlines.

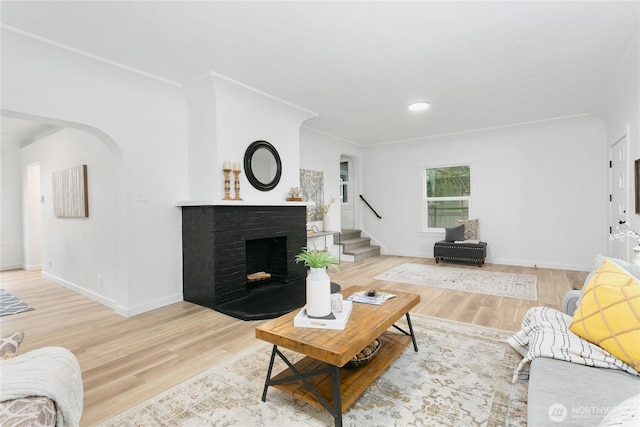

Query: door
left=340, top=156, right=355, bottom=230
left=26, top=162, right=43, bottom=270
left=609, top=133, right=630, bottom=260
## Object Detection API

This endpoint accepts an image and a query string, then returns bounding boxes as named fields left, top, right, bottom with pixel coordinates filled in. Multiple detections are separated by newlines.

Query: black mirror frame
left=243, top=140, right=282, bottom=191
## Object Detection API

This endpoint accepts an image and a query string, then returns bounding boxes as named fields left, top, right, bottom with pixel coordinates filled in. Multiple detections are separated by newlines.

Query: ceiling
left=1, top=116, right=60, bottom=147
left=1, top=1, right=638, bottom=146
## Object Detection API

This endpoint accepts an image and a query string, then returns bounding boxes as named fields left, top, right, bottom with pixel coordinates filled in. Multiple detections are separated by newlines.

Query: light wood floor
left=0, top=255, right=586, bottom=425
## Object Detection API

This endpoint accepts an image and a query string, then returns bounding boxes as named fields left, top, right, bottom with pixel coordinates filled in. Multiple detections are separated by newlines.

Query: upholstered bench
left=434, top=241, right=487, bottom=267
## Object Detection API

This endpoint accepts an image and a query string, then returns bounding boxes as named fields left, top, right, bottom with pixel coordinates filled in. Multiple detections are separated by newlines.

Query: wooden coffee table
left=255, top=286, right=420, bottom=426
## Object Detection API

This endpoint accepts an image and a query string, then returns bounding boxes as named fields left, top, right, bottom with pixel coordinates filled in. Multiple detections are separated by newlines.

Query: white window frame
left=340, top=159, right=351, bottom=206
left=418, top=161, right=477, bottom=237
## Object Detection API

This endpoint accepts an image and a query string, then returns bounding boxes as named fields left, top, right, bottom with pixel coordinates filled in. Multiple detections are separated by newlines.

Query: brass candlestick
left=223, top=169, right=232, bottom=200
left=233, top=170, right=243, bottom=200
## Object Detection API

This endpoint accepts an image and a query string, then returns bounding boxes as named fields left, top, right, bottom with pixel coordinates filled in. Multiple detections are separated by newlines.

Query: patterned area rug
left=101, top=314, right=527, bottom=426
left=375, top=263, right=538, bottom=301
left=0, top=288, right=34, bottom=317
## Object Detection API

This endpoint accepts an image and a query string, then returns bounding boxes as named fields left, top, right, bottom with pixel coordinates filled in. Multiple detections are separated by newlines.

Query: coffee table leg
left=261, top=345, right=278, bottom=402
left=331, top=364, right=342, bottom=427
left=405, top=313, right=418, bottom=352
left=261, top=346, right=344, bottom=425
left=391, top=313, right=419, bottom=352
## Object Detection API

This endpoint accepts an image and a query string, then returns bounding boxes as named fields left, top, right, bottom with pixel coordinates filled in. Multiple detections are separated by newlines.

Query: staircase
left=337, top=229, right=380, bottom=262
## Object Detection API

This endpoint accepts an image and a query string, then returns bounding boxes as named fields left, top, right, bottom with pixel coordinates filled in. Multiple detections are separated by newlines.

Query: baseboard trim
left=0, top=264, right=25, bottom=271
left=114, top=294, right=183, bottom=317
left=380, top=250, right=590, bottom=272
left=490, top=258, right=589, bottom=272
left=41, top=271, right=118, bottom=311
left=40, top=271, right=184, bottom=317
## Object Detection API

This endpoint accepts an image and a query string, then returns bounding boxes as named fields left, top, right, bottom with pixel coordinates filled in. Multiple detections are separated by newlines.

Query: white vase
left=322, top=214, right=331, bottom=232
left=305, top=267, right=332, bottom=317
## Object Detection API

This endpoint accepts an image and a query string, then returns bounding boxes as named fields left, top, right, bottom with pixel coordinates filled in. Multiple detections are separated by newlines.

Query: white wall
left=300, top=114, right=610, bottom=271
left=22, top=128, right=119, bottom=306
left=211, top=74, right=317, bottom=202
left=359, top=115, right=608, bottom=271
left=0, top=136, right=24, bottom=270
left=592, top=30, right=640, bottom=257
left=2, top=29, right=189, bottom=316
left=184, top=74, right=317, bottom=202
left=300, top=127, right=364, bottom=258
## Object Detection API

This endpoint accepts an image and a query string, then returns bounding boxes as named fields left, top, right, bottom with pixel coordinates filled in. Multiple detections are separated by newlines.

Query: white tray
left=293, top=300, right=353, bottom=330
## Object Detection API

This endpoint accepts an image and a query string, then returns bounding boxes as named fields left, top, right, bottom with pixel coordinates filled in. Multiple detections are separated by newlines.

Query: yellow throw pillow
left=569, top=259, right=640, bottom=370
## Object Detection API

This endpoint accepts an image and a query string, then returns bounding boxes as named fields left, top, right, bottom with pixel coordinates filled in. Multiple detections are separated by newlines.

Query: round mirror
left=244, top=140, right=282, bottom=191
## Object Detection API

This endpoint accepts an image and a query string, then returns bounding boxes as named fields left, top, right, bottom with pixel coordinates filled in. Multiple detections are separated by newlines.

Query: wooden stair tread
left=336, top=229, right=381, bottom=261
left=340, top=237, right=371, bottom=245
left=343, top=246, right=380, bottom=255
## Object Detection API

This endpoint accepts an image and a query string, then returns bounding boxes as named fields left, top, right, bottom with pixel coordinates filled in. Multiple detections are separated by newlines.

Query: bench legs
left=434, top=256, right=484, bottom=267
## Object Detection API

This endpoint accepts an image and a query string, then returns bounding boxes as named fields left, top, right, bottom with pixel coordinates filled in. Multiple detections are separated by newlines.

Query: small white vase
left=306, top=267, right=332, bottom=317
left=322, top=214, right=331, bottom=232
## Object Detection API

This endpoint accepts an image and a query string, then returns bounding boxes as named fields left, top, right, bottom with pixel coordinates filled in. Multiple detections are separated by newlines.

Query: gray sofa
left=526, top=257, right=640, bottom=426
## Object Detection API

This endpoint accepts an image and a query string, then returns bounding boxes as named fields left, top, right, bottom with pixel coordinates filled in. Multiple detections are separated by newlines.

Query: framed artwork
left=300, top=169, right=324, bottom=221
left=635, top=159, right=639, bottom=214
left=52, top=164, right=89, bottom=218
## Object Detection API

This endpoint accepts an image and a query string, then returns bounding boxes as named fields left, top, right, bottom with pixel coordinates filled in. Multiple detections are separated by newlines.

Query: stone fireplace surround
left=180, top=202, right=308, bottom=320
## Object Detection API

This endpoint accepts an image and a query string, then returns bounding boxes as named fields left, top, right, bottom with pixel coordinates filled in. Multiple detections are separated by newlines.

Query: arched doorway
left=1, top=110, right=127, bottom=307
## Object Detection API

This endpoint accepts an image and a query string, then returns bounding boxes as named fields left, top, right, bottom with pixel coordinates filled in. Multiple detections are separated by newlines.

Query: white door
left=340, top=157, right=355, bottom=230
left=26, top=162, right=43, bottom=270
left=609, top=134, right=629, bottom=260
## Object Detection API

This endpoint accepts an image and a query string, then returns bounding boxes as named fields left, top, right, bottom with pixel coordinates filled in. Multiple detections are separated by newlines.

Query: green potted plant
left=295, top=246, right=339, bottom=317
left=295, top=246, right=339, bottom=270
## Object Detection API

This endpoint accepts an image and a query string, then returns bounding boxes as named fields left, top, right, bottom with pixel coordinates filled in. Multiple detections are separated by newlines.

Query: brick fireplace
left=181, top=204, right=308, bottom=320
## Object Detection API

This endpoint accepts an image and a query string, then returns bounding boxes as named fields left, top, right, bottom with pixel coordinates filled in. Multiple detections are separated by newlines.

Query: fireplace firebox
left=181, top=204, right=308, bottom=320
left=246, top=236, right=288, bottom=286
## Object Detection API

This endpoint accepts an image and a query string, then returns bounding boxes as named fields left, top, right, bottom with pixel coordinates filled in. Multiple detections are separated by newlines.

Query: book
left=346, top=290, right=396, bottom=306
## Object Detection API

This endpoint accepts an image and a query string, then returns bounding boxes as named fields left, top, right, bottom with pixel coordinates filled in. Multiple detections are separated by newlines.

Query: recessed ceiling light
left=408, top=101, right=430, bottom=111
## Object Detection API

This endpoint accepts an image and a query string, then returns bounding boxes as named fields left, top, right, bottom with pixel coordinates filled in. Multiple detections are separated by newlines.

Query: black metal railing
left=359, top=195, right=382, bottom=219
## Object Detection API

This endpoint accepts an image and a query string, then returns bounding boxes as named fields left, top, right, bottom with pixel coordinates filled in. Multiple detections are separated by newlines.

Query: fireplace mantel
left=176, top=200, right=313, bottom=207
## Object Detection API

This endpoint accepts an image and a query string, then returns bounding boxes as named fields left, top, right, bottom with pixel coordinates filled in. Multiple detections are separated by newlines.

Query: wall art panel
left=52, top=164, right=88, bottom=218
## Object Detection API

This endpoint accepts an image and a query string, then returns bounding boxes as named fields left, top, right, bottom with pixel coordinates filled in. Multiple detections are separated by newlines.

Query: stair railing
left=359, top=195, right=382, bottom=219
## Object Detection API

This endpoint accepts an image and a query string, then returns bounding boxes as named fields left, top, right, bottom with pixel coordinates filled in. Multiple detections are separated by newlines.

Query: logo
left=548, top=403, right=568, bottom=422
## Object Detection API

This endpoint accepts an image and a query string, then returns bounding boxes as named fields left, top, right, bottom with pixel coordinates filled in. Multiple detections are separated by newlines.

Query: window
left=423, top=164, right=473, bottom=231
left=340, top=161, right=349, bottom=203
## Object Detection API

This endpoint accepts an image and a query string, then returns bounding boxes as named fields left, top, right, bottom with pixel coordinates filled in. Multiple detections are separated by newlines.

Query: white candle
left=223, top=161, right=231, bottom=170
left=233, top=162, right=241, bottom=171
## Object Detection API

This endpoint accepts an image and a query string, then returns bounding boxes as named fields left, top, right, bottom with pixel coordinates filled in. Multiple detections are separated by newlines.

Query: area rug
left=375, top=263, right=538, bottom=301
left=0, top=288, right=34, bottom=317
left=100, top=314, right=527, bottom=427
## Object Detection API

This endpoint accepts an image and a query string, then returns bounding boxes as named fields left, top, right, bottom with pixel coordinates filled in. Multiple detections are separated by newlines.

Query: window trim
left=418, top=161, right=477, bottom=236
left=340, top=159, right=352, bottom=206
